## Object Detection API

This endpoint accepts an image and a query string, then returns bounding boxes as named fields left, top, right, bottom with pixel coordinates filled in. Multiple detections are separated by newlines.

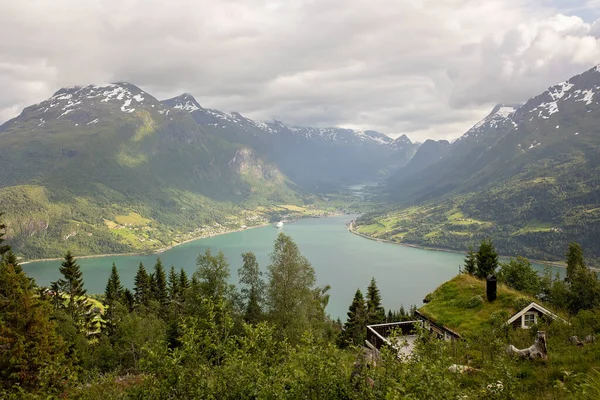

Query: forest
left=3, top=212, right=600, bottom=399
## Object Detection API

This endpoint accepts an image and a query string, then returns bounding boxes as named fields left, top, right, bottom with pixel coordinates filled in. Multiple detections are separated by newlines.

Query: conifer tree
left=105, top=263, right=124, bottom=303
left=238, top=252, right=264, bottom=324
left=133, top=262, right=151, bottom=307
left=565, top=243, right=600, bottom=313
left=122, top=288, right=135, bottom=312
left=463, top=246, right=476, bottom=275
left=0, top=263, right=68, bottom=391
left=103, top=263, right=124, bottom=336
left=566, top=242, right=585, bottom=283
left=2, top=250, right=26, bottom=278
left=179, top=268, right=189, bottom=292
left=475, top=239, right=499, bottom=279
left=0, top=213, right=10, bottom=256
left=152, top=258, right=168, bottom=306
left=168, top=265, right=180, bottom=301
left=52, top=251, right=93, bottom=333
left=339, top=288, right=367, bottom=347
left=366, top=277, right=385, bottom=325
left=148, top=273, right=156, bottom=298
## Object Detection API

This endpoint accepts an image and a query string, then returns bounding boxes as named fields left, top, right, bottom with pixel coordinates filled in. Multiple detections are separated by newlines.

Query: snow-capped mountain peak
left=458, top=104, right=520, bottom=143
left=521, top=64, right=600, bottom=121
left=48, top=82, right=150, bottom=114
left=163, top=93, right=201, bottom=112
left=1, top=82, right=167, bottom=131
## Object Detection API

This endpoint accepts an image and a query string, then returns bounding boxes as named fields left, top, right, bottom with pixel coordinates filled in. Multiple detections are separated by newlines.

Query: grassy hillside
left=355, top=156, right=600, bottom=264
left=376, top=66, right=600, bottom=263
left=0, top=84, right=334, bottom=259
left=419, top=274, right=541, bottom=336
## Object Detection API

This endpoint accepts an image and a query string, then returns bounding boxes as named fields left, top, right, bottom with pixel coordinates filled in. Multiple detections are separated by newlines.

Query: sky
left=2, top=0, right=600, bottom=141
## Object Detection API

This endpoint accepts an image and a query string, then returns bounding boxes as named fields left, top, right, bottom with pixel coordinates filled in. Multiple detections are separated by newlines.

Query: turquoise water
left=22, top=215, right=553, bottom=320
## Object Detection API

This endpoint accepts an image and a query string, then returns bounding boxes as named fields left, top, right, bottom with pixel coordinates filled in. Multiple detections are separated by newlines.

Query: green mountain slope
left=0, top=84, right=300, bottom=259
left=164, top=94, right=420, bottom=190
left=359, top=64, right=600, bottom=262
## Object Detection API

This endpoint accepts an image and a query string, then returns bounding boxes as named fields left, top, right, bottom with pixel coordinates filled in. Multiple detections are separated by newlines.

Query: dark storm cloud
left=1, top=0, right=599, bottom=141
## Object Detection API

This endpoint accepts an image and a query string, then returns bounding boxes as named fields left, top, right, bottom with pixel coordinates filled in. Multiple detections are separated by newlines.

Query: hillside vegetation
left=359, top=64, right=600, bottom=262
left=4, top=224, right=600, bottom=399
left=0, top=84, right=358, bottom=259
left=419, top=274, right=541, bottom=335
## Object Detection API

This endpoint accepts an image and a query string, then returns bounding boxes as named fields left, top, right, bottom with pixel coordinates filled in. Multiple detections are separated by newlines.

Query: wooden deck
left=365, top=321, right=420, bottom=358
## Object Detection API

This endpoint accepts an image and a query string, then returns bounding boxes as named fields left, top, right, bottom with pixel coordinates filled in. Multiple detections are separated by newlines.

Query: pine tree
left=52, top=252, right=93, bottom=333
left=152, top=258, right=168, bottom=306
left=103, top=263, right=124, bottom=336
left=148, top=273, right=156, bottom=299
left=366, top=277, right=385, bottom=325
left=463, top=246, right=476, bottom=275
left=105, top=263, right=124, bottom=303
left=0, top=263, right=68, bottom=391
left=168, top=265, right=180, bottom=301
left=475, top=239, right=499, bottom=279
left=339, top=288, right=367, bottom=347
left=565, top=243, right=600, bottom=313
left=399, top=305, right=406, bottom=319
left=566, top=242, right=585, bottom=283
left=133, top=262, right=151, bottom=307
left=238, top=252, right=264, bottom=324
left=0, top=212, right=10, bottom=256
left=122, top=288, right=135, bottom=312
left=387, top=310, right=393, bottom=323
left=179, top=268, right=189, bottom=292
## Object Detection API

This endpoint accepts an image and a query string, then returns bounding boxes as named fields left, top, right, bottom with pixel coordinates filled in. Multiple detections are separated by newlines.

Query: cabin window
left=523, top=313, right=536, bottom=328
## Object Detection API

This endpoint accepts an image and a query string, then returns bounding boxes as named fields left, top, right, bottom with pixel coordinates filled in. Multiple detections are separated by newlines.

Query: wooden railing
left=414, top=310, right=461, bottom=340
left=366, top=321, right=420, bottom=350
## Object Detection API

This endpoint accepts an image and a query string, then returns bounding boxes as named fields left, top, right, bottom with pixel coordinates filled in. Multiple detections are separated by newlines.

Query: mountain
left=0, top=83, right=298, bottom=258
left=388, top=139, right=450, bottom=183
left=163, top=94, right=420, bottom=189
left=1, top=84, right=419, bottom=258
left=387, top=104, right=520, bottom=200
left=359, top=63, right=600, bottom=262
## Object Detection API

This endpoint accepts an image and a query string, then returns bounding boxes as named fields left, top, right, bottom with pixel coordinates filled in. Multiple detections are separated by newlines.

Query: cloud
left=0, top=0, right=599, bottom=141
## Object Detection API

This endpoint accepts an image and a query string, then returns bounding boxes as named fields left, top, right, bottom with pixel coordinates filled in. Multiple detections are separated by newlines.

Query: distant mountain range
left=163, top=93, right=419, bottom=189
left=358, top=63, right=600, bottom=262
left=7, top=62, right=600, bottom=262
left=0, top=82, right=416, bottom=258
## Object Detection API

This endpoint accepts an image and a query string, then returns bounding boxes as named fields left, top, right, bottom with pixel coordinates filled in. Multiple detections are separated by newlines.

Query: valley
left=5, top=3, right=600, bottom=398
left=21, top=214, right=557, bottom=320
left=0, top=84, right=399, bottom=259
left=355, top=64, right=600, bottom=265
left=3, top=63, right=600, bottom=267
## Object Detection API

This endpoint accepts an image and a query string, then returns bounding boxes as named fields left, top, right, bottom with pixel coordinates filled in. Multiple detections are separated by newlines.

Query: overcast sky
left=2, top=0, right=600, bottom=141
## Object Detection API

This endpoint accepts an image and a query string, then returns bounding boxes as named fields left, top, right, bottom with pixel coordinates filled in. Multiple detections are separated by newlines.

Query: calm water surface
left=22, top=215, right=552, bottom=320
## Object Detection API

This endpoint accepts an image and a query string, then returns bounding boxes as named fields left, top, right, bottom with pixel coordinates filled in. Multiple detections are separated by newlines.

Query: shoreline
left=346, top=220, right=568, bottom=269
left=21, top=212, right=349, bottom=265
left=21, top=222, right=271, bottom=265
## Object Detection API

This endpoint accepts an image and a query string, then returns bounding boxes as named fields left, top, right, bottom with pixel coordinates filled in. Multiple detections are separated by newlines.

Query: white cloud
left=0, top=0, right=599, bottom=141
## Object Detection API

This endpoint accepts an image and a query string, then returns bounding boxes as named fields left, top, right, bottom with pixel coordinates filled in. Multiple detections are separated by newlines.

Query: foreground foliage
left=2, top=214, right=600, bottom=398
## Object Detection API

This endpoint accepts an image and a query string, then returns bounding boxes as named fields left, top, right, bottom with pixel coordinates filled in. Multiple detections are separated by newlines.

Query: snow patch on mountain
left=459, top=104, right=519, bottom=143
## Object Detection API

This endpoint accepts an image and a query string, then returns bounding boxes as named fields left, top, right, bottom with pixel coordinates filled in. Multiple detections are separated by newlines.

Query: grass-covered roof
left=418, top=274, right=542, bottom=336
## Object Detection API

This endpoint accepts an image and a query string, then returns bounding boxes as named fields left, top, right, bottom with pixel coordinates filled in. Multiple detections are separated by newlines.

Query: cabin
left=365, top=275, right=567, bottom=358
left=507, top=302, right=566, bottom=329
left=414, top=274, right=567, bottom=338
